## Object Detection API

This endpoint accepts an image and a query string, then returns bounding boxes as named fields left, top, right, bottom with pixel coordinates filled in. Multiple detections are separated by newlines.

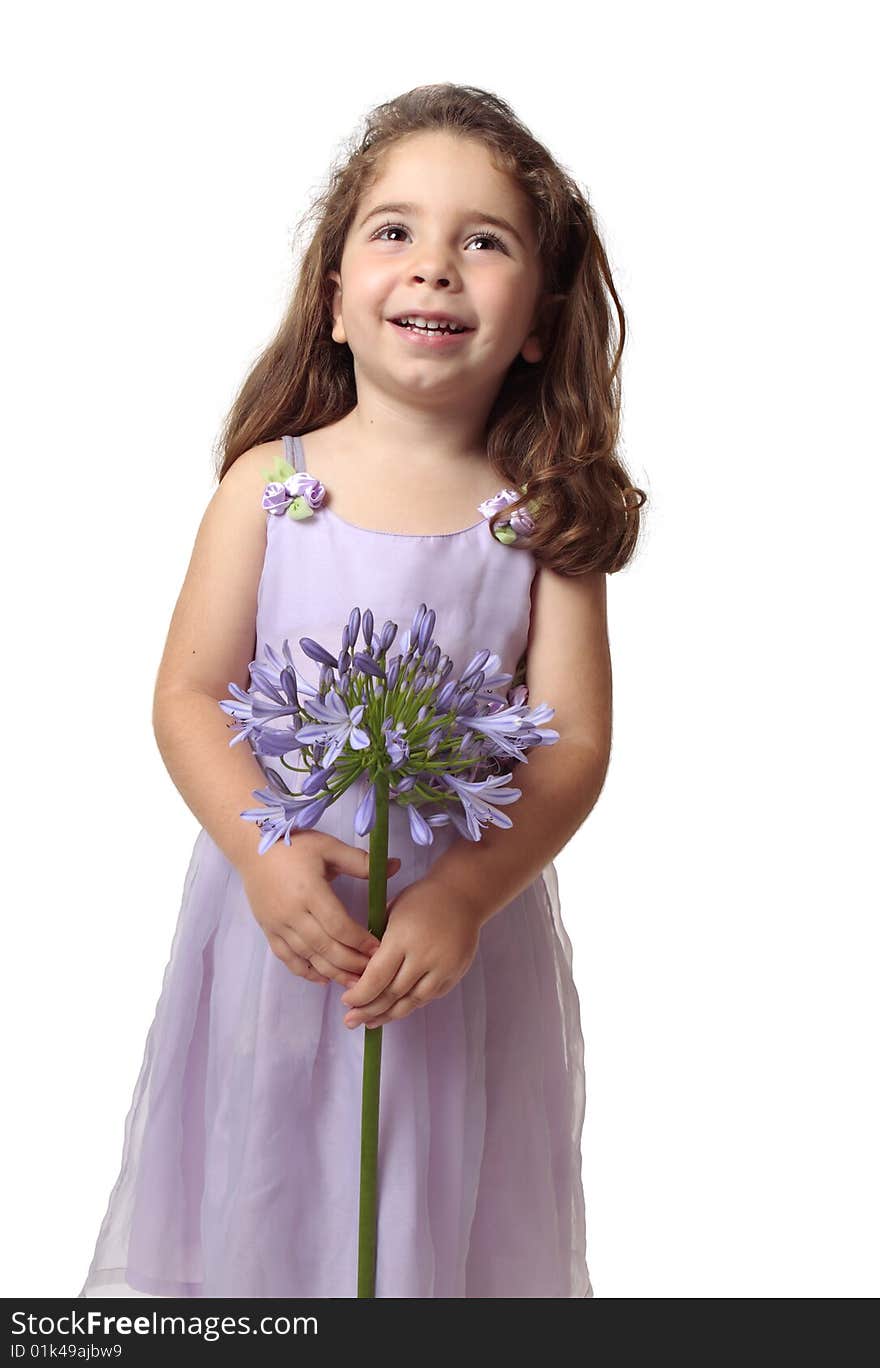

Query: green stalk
left=357, top=769, right=390, bottom=1297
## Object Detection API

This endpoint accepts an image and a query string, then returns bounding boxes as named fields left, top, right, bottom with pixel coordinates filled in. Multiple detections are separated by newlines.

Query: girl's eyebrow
left=358, top=201, right=526, bottom=249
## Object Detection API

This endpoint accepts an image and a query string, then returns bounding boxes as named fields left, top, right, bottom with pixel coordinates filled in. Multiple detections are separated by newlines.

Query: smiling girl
left=79, top=82, right=644, bottom=1300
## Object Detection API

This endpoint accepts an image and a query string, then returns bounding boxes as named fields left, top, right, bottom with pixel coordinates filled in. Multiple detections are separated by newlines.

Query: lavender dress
left=79, top=433, right=593, bottom=1299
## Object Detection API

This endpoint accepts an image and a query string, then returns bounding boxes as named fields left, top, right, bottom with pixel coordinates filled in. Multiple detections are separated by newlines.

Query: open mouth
left=389, top=319, right=473, bottom=336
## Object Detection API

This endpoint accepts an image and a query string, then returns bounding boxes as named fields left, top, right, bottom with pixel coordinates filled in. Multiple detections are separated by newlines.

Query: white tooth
left=399, top=316, right=464, bottom=332
left=395, top=315, right=465, bottom=332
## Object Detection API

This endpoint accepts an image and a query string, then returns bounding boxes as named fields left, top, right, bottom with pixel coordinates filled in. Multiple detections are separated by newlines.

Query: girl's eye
left=371, top=221, right=507, bottom=253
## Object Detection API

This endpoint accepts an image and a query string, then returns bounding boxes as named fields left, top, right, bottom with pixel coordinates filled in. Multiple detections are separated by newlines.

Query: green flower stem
left=357, top=769, right=390, bottom=1299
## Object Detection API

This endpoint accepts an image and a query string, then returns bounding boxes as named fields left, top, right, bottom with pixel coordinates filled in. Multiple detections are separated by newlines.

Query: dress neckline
left=322, top=504, right=487, bottom=540
left=288, top=433, right=498, bottom=541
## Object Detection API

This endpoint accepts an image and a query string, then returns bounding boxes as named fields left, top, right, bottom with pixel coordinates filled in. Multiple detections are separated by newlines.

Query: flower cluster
left=219, top=603, right=558, bottom=854
left=261, top=456, right=326, bottom=521
left=478, top=485, right=541, bottom=544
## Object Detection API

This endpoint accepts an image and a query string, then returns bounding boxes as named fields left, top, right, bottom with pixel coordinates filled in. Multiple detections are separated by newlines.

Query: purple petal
left=406, top=804, right=434, bottom=846
left=354, top=780, right=377, bottom=836
left=299, top=637, right=338, bottom=669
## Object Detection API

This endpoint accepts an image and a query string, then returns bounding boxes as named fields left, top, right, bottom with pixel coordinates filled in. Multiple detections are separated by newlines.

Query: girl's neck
left=326, top=408, right=490, bottom=474
left=296, top=421, right=504, bottom=538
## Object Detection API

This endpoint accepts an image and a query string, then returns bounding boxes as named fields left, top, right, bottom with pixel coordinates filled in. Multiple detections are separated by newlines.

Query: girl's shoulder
left=225, top=438, right=286, bottom=493
left=217, top=439, right=284, bottom=491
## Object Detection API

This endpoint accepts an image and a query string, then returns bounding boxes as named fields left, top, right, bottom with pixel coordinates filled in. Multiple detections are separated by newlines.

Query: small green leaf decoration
left=261, top=458, right=296, bottom=484
left=493, top=523, right=517, bottom=544
left=286, top=495, right=314, bottom=521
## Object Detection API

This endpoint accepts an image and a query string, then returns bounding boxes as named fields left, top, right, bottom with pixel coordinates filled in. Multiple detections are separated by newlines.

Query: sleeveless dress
left=79, top=433, right=593, bottom=1299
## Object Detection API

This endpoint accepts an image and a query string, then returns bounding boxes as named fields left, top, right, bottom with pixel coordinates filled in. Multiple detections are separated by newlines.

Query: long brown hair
left=216, top=82, right=646, bottom=575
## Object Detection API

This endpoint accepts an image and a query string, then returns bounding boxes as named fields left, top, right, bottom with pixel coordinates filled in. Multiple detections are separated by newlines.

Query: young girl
left=79, top=82, right=643, bottom=1300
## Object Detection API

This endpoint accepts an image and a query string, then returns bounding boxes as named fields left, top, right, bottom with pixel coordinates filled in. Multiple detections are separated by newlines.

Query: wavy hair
left=216, top=82, right=646, bottom=575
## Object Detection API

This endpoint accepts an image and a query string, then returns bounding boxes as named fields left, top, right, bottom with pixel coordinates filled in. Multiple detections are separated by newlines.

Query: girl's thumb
left=330, top=840, right=401, bottom=879
left=355, top=848, right=401, bottom=879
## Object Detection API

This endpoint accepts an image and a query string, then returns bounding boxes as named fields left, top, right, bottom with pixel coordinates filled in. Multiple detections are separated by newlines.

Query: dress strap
left=282, top=433, right=304, bottom=473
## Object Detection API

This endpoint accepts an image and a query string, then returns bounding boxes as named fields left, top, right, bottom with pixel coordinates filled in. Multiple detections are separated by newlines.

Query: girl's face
left=327, top=131, right=547, bottom=403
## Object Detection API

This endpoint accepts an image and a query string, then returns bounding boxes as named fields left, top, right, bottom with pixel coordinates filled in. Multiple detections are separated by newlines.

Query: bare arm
left=425, top=564, right=613, bottom=923
left=151, top=440, right=282, bottom=874
left=153, top=690, right=273, bottom=872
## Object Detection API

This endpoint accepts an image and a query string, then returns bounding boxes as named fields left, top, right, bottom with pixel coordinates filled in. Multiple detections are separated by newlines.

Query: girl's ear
left=326, top=270, right=345, bottom=343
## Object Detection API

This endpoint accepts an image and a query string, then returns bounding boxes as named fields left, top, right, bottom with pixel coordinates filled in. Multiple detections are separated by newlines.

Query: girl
left=79, top=82, right=644, bottom=1300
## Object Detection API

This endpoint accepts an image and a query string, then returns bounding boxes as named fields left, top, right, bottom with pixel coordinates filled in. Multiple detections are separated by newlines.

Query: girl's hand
left=339, top=876, right=484, bottom=1029
left=240, top=831, right=401, bottom=989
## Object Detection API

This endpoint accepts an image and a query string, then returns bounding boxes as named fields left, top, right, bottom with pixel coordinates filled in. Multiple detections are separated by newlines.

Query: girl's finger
left=360, top=1000, right=410, bottom=1028
left=345, top=974, right=432, bottom=1027
left=341, top=962, right=414, bottom=1016
left=379, top=988, right=430, bottom=1022
left=270, top=935, right=330, bottom=985
left=340, top=945, right=407, bottom=1010
left=306, top=950, right=360, bottom=987
left=298, top=908, right=377, bottom=976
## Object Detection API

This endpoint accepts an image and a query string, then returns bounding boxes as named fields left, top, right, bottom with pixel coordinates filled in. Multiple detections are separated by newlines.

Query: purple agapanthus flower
left=440, top=770, right=522, bottom=841
left=219, top=637, right=320, bottom=751
left=239, top=767, right=338, bottom=852
left=381, top=716, right=410, bottom=766
left=219, top=602, right=558, bottom=853
left=294, top=695, right=371, bottom=767
left=457, top=699, right=560, bottom=761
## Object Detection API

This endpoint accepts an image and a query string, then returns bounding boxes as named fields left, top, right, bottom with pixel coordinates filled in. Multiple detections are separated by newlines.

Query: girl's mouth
left=388, top=319, right=474, bottom=348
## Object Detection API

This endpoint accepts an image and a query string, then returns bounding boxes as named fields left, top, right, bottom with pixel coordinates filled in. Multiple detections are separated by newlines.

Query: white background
left=2, top=1, right=876, bottom=1299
